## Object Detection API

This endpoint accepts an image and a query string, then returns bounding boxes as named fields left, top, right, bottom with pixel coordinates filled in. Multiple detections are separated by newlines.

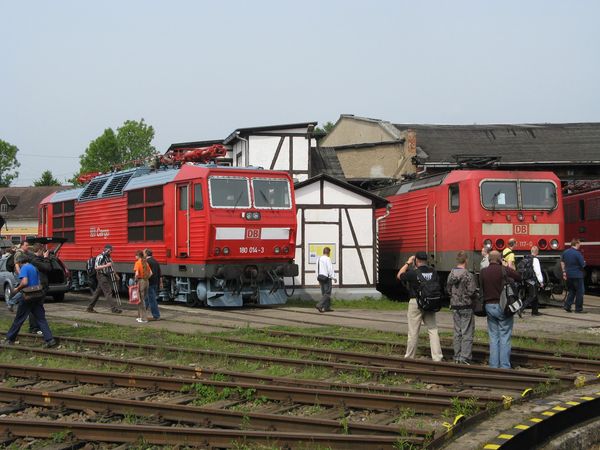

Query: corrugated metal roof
left=123, top=169, right=179, bottom=191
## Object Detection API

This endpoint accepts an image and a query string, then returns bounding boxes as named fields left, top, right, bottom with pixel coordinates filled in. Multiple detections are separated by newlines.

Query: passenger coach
left=39, top=164, right=298, bottom=307
left=376, top=170, right=564, bottom=297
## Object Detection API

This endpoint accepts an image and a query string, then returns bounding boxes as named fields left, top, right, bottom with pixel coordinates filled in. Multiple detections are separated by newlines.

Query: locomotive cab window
left=209, top=177, right=250, bottom=208
left=252, top=178, right=291, bottom=209
left=448, top=184, right=460, bottom=212
left=520, top=181, right=557, bottom=210
left=481, top=181, right=518, bottom=210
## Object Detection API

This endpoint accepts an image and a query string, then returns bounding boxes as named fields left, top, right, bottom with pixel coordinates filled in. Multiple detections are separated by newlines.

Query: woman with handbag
left=2, top=253, right=58, bottom=348
left=133, top=250, right=152, bottom=323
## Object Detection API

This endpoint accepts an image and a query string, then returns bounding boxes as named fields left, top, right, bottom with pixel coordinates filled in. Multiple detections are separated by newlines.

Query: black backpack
left=86, top=256, right=97, bottom=278
left=517, top=255, right=536, bottom=282
left=416, top=269, right=442, bottom=312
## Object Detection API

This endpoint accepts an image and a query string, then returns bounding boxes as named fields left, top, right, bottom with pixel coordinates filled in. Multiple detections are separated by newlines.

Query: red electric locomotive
left=564, top=185, right=600, bottom=289
left=376, top=170, right=564, bottom=298
left=39, top=149, right=298, bottom=307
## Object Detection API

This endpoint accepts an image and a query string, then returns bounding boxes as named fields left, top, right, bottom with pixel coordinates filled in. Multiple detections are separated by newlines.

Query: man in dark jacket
left=561, top=238, right=586, bottom=313
left=144, top=248, right=161, bottom=321
left=480, top=250, right=522, bottom=369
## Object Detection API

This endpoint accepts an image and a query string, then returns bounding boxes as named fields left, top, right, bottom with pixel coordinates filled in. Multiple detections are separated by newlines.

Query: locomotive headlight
left=538, top=239, right=548, bottom=249
left=214, top=247, right=221, bottom=256
left=245, top=212, right=252, bottom=220
left=252, top=212, right=260, bottom=220
left=223, top=247, right=230, bottom=255
left=483, top=239, right=492, bottom=250
left=495, top=239, right=505, bottom=250
left=517, top=212, right=524, bottom=222
left=283, top=246, right=289, bottom=254
left=550, top=239, right=559, bottom=249
left=274, top=246, right=281, bottom=254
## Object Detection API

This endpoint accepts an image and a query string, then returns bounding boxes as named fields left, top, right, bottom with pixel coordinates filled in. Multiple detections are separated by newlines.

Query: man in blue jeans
left=143, top=248, right=161, bottom=321
left=2, top=254, right=58, bottom=348
left=561, top=238, right=586, bottom=313
left=480, top=250, right=522, bottom=369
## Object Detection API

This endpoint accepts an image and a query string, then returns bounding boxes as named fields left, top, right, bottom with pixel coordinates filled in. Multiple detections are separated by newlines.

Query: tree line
left=0, top=118, right=156, bottom=187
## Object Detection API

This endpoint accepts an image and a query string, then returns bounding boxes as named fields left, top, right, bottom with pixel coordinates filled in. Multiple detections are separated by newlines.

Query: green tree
left=116, top=118, right=156, bottom=163
left=33, top=170, right=61, bottom=186
left=74, top=119, right=157, bottom=183
left=0, top=139, right=21, bottom=187
left=314, top=121, right=335, bottom=142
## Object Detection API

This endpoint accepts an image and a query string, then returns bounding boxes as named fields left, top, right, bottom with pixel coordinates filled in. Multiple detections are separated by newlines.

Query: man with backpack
left=480, top=250, right=522, bottom=369
left=86, top=244, right=122, bottom=314
left=518, top=246, right=544, bottom=316
left=397, top=251, right=443, bottom=362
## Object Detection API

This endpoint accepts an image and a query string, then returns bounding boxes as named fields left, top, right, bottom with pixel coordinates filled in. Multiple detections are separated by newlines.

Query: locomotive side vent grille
left=102, top=174, right=134, bottom=198
left=79, top=179, right=109, bottom=201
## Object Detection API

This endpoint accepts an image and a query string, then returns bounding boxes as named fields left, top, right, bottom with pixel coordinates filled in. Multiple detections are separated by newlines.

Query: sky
left=1, top=0, right=599, bottom=186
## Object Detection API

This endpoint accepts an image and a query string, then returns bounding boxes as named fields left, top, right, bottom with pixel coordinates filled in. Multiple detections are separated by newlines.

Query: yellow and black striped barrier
left=483, top=390, right=600, bottom=449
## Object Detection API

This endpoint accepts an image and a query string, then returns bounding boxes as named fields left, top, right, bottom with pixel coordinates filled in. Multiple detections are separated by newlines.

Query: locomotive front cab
left=200, top=172, right=298, bottom=306
left=478, top=175, right=564, bottom=291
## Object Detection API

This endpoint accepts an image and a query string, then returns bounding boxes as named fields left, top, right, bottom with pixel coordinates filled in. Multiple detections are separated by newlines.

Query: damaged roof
left=392, top=122, right=600, bottom=165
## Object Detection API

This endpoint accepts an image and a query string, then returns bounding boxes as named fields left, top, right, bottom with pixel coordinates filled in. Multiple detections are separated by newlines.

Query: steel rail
left=16, top=333, right=567, bottom=389
left=0, top=363, right=501, bottom=404
left=0, top=386, right=416, bottom=436
left=207, top=336, right=578, bottom=382
left=0, top=419, right=414, bottom=449
left=259, top=330, right=600, bottom=373
left=0, top=364, right=457, bottom=416
left=22, top=332, right=576, bottom=380
left=3, top=344, right=557, bottom=391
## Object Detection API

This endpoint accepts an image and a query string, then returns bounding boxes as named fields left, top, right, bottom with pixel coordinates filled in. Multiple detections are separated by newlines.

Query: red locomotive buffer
left=376, top=170, right=564, bottom=298
left=564, top=187, right=600, bottom=289
left=39, top=164, right=298, bottom=307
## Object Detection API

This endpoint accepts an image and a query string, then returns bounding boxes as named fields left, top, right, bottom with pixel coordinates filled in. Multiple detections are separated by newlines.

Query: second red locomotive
left=376, top=169, right=565, bottom=297
left=39, top=157, right=298, bottom=307
left=564, top=185, right=600, bottom=290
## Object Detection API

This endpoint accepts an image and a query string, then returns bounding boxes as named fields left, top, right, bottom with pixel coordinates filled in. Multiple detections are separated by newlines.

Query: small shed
left=292, top=173, right=388, bottom=300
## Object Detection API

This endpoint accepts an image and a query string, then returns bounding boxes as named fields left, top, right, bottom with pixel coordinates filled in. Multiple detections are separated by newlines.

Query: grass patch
left=286, top=296, right=409, bottom=310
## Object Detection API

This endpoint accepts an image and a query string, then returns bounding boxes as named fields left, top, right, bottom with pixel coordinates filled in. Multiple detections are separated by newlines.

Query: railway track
left=2, top=324, right=599, bottom=448
left=11, top=333, right=570, bottom=390
left=252, top=329, right=600, bottom=373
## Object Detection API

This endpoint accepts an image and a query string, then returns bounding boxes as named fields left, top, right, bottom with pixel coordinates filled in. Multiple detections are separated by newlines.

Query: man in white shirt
left=527, top=246, right=544, bottom=316
left=316, top=247, right=336, bottom=313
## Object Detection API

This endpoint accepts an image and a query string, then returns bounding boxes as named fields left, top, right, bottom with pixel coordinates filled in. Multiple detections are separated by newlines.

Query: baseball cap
left=415, top=251, right=428, bottom=261
left=104, top=244, right=113, bottom=251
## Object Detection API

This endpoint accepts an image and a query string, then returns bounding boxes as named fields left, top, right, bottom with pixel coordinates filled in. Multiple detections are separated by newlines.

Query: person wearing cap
left=86, top=244, right=122, bottom=314
left=396, top=251, right=443, bottom=362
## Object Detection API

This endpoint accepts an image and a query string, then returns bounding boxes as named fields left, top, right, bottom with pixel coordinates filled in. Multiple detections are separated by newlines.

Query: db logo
left=246, top=228, right=260, bottom=239
left=515, top=225, right=528, bottom=234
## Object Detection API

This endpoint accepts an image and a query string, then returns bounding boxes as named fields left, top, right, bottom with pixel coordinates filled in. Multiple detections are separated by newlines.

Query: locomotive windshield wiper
left=259, top=189, right=273, bottom=210
left=232, top=191, right=244, bottom=210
